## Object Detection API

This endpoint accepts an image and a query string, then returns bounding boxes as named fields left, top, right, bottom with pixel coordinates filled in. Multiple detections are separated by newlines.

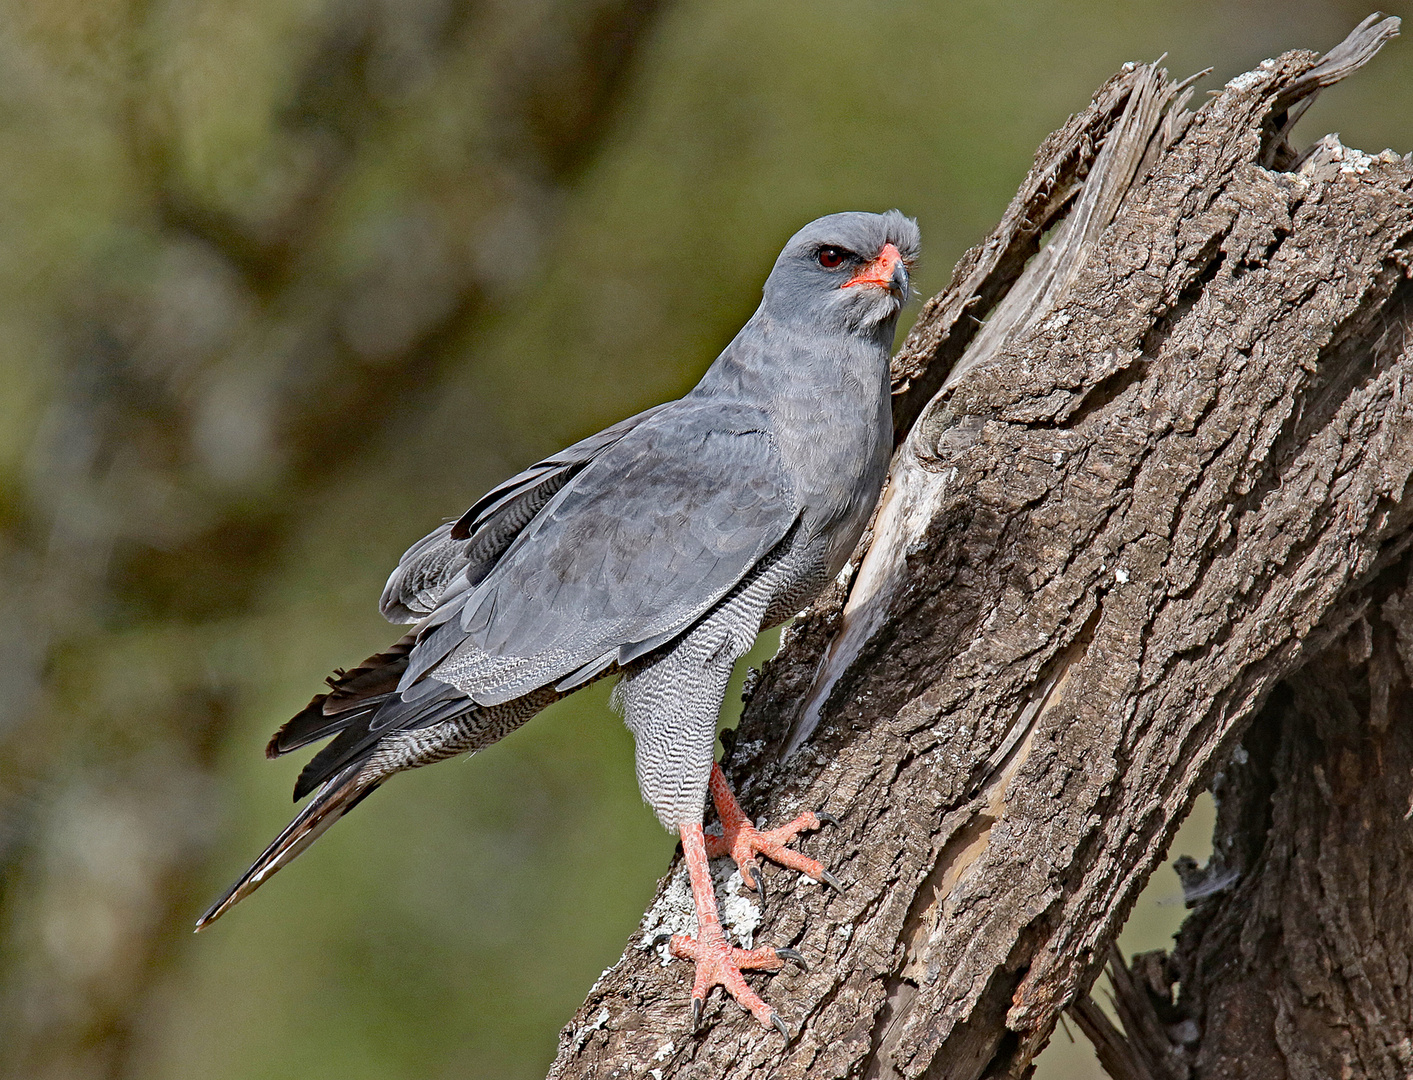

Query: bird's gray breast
left=769, top=344, right=893, bottom=583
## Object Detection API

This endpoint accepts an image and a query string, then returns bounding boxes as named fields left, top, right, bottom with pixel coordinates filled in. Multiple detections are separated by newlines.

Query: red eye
left=818, top=246, right=846, bottom=269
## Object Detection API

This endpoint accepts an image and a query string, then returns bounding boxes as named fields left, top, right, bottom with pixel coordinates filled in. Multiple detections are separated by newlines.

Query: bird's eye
left=817, top=246, right=846, bottom=269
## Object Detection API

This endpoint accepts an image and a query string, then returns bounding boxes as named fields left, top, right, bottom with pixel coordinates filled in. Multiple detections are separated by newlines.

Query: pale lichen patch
left=568, top=1006, right=610, bottom=1052
left=718, top=867, right=762, bottom=948
left=639, top=859, right=763, bottom=961
left=1224, top=68, right=1265, bottom=92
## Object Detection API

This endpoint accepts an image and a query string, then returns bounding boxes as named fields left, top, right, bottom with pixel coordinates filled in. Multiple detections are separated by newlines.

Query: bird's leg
left=704, top=762, right=842, bottom=896
left=666, top=820, right=796, bottom=1035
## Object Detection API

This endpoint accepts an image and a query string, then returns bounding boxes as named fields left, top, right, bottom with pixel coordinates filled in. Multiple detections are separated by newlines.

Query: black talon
left=651, top=931, right=673, bottom=949
left=690, top=997, right=704, bottom=1032
left=820, top=869, right=846, bottom=894
left=750, top=866, right=766, bottom=905
left=775, top=947, right=808, bottom=972
left=771, top=1012, right=791, bottom=1040
left=814, top=810, right=839, bottom=828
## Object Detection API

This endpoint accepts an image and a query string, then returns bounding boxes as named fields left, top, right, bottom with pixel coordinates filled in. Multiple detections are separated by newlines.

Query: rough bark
left=547, top=14, right=1412, bottom=1080
left=1075, top=556, right=1413, bottom=1080
left=0, top=4, right=669, bottom=1078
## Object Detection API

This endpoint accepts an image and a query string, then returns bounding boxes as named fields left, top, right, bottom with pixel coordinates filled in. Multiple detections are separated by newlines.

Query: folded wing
left=379, top=403, right=670, bottom=623
left=405, top=398, right=797, bottom=705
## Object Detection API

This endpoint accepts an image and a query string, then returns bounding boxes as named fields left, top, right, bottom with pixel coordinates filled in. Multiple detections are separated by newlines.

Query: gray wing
left=404, top=399, right=797, bottom=706
left=379, top=403, right=670, bottom=622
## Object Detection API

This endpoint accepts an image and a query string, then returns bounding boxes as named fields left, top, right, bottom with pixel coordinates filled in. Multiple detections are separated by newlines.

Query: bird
left=197, top=210, right=919, bottom=1035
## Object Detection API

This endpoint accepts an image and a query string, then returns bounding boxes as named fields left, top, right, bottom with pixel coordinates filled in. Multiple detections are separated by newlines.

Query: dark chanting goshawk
left=198, top=210, right=920, bottom=1034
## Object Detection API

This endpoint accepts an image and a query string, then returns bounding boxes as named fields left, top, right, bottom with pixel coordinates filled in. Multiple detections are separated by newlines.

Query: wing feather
left=411, top=399, right=796, bottom=705
left=379, top=403, right=668, bottom=622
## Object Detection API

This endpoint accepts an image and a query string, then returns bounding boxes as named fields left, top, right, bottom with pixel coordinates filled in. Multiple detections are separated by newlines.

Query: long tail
left=195, top=763, right=381, bottom=930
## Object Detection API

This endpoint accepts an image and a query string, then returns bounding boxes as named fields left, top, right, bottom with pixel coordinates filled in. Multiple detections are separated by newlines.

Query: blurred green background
left=0, top=2, right=1406, bottom=1078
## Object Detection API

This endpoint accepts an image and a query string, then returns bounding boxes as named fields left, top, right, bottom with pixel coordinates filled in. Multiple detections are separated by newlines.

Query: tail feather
left=293, top=681, right=469, bottom=800
left=204, top=634, right=477, bottom=930
left=195, top=764, right=381, bottom=931
left=266, top=635, right=415, bottom=758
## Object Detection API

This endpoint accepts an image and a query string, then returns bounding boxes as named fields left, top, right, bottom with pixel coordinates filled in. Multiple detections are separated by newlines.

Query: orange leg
left=665, top=821, right=802, bottom=1037
left=704, top=762, right=843, bottom=900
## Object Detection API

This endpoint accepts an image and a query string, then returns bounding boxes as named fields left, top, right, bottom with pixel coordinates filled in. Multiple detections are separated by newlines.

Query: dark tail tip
left=194, top=766, right=378, bottom=931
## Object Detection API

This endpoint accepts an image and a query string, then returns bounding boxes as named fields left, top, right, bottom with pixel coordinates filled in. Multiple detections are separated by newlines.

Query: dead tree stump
left=547, top=14, right=1412, bottom=1079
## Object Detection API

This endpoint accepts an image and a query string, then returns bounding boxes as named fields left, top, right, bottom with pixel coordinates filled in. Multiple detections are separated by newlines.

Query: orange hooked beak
left=842, top=242, right=907, bottom=296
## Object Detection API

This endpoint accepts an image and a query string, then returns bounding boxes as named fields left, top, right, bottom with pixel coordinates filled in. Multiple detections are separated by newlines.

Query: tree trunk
left=546, top=14, right=1412, bottom=1079
left=1075, top=564, right=1413, bottom=1080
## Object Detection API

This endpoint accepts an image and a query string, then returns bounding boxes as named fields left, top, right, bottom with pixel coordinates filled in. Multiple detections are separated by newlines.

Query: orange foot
left=664, top=820, right=808, bottom=1037
left=705, top=761, right=843, bottom=901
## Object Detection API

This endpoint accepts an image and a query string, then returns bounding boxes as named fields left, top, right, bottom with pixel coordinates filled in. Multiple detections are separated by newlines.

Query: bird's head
left=762, top=210, right=920, bottom=340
